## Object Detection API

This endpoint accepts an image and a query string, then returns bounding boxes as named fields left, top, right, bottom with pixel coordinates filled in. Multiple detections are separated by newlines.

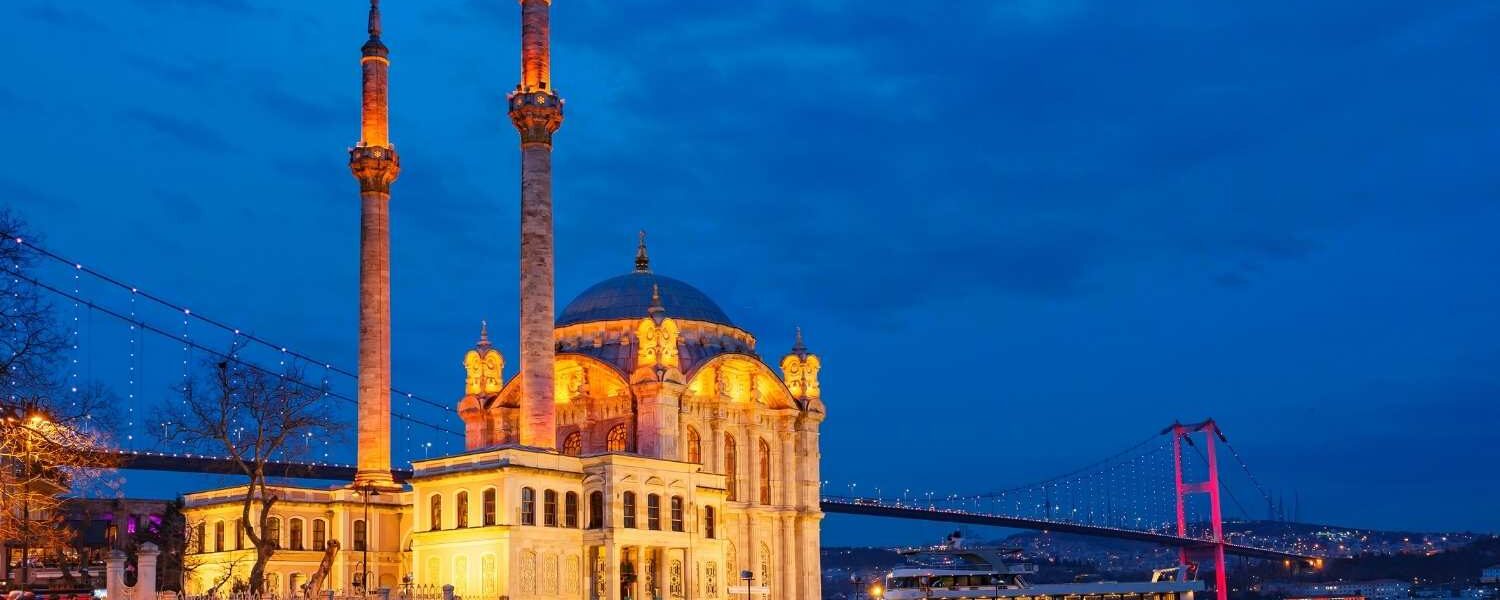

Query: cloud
left=122, top=109, right=234, bottom=152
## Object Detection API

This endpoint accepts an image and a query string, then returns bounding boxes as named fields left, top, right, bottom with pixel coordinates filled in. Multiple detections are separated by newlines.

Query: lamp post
left=357, top=483, right=380, bottom=594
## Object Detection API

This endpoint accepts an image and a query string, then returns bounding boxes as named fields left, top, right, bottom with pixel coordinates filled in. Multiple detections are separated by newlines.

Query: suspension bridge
left=3, top=234, right=1320, bottom=600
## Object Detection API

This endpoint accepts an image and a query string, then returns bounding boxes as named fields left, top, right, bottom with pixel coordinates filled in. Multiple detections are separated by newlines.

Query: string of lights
left=1, top=265, right=462, bottom=438
left=0, top=234, right=454, bottom=415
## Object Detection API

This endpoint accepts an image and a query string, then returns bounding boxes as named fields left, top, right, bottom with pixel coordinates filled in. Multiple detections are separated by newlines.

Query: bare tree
left=157, top=345, right=346, bottom=596
left=0, top=397, right=117, bottom=584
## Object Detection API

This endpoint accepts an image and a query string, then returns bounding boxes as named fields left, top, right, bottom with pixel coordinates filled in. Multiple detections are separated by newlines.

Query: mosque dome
left=556, top=271, right=733, bottom=327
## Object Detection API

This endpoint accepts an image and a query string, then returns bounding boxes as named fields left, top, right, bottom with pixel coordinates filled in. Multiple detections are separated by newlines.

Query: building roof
left=557, top=271, right=734, bottom=327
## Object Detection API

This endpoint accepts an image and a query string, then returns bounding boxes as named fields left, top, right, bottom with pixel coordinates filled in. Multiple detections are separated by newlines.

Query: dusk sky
left=2, top=1, right=1498, bottom=544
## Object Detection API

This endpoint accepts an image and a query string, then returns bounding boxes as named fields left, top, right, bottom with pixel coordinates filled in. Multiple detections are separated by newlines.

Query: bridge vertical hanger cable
left=0, top=266, right=462, bottom=438
left=0, top=235, right=453, bottom=414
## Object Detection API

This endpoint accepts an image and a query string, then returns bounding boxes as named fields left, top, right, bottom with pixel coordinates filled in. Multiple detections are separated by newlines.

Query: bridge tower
left=1170, top=419, right=1228, bottom=600
left=349, top=0, right=400, bottom=490
left=509, top=0, right=563, bottom=450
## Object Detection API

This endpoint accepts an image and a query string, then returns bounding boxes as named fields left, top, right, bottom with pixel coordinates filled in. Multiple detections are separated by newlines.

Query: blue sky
left=2, top=1, right=1498, bottom=544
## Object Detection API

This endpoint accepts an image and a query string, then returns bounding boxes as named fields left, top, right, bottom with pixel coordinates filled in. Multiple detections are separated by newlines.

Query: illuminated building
left=180, top=2, right=825, bottom=599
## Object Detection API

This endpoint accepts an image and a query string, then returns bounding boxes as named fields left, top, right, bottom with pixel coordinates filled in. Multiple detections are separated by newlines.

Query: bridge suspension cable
left=1, top=264, right=461, bottom=438
left=0, top=234, right=457, bottom=418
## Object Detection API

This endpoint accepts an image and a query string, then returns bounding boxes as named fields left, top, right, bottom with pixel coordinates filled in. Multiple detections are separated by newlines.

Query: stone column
left=632, top=380, right=684, bottom=459
left=351, top=0, right=399, bottom=490
left=134, top=542, right=160, bottom=600
left=106, top=550, right=127, bottom=600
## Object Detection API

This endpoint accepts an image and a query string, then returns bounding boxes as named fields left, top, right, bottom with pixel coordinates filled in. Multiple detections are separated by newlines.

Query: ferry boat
left=879, top=533, right=1205, bottom=600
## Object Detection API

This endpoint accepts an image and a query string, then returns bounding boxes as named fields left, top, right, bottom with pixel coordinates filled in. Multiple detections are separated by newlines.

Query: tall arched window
left=266, top=517, right=281, bottom=550
left=483, top=488, right=497, bottom=526
left=647, top=494, right=662, bottom=531
left=456, top=491, right=470, bottom=528
left=704, top=506, right=716, bottom=539
left=430, top=494, right=443, bottom=531
left=670, top=496, right=684, bottom=532
left=622, top=492, right=637, bottom=529
left=686, top=426, right=701, bottom=464
left=213, top=521, right=224, bottom=552
left=313, top=519, right=327, bottom=551
left=195, top=522, right=206, bottom=553
left=562, top=432, right=582, bottom=456
left=606, top=425, right=628, bottom=452
left=234, top=520, right=243, bottom=550
left=543, top=490, right=558, bottom=527
left=587, top=491, right=604, bottom=529
left=289, top=518, right=304, bottom=550
left=353, top=519, right=367, bottom=551
left=564, top=492, right=579, bottom=528
left=758, top=438, right=772, bottom=505
left=520, top=487, right=537, bottom=526
left=724, top=434, right=738, bottom=501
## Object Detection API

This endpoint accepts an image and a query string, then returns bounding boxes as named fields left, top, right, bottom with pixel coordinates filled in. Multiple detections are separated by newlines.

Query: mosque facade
left=179, top=2, right=826, bottom=599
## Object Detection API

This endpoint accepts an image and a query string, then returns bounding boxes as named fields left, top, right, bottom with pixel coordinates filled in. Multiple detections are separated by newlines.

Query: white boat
left=880, top=534, right=1205, bottom=600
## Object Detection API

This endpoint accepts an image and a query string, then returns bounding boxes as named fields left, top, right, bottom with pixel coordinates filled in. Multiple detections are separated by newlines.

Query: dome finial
left=635, top=229, right=650, bottom=272
left=477, top=320, right=490, bottom=346
left=648, top=283, right=666, bottom=321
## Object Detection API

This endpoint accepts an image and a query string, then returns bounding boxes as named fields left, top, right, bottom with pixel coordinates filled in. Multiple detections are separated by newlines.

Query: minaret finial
left=368, top=0, right=382, bottom=39
left=635, top=229, right=650, bottom=272
left=478, top=320, right=490, bottom=346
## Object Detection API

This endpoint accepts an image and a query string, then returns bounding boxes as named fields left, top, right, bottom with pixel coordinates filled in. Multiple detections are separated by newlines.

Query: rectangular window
left=544, top=490, right=558, bottom=527
left=353, top=519, right=367, bottom=551
left=704, top=506, right=716, bottom=539
left=670, top=496, right=684, bottom=532
left=456, top=492, right=470, bottom=528
left=521, top=488, right=537, bottom=526
left=565, top=492, right=579, bottom=528
left=647, top=494, right=661, bottom=531
left=483, top=489, right=497, bottom=526
left=313, top=520, right=326, bottom=551
left=623, top=492, right=637, bottom=529
left=289, top=519, right=304, bottom=551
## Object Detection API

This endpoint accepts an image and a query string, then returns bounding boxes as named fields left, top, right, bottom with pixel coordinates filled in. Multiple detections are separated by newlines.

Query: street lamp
left=869, top=581, right=884, bottom=600
left=356, top=483, right=380, bottom=594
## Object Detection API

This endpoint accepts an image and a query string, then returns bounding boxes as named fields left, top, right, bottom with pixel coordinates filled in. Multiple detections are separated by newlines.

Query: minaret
left=349, top=0, right=399, bottom=489
left=509, top=0, right=564, bottom=449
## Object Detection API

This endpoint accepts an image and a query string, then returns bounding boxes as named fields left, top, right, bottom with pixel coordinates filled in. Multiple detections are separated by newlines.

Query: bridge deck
left=99, top=451, right=1315, bottom=564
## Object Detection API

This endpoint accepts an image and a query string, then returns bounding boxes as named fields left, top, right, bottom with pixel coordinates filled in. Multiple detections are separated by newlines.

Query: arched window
left=312, top=519, right=327, bottom=551
left=289, top=517, right=304, bottom=550
left=759, top=438, right=772, bottom=505
left=724, top=434, right=738, bottom=501
left=647, top=494, right=662, bottom=531
left=562, top=432, right=582, bottom=456
left=266, top=517, right=281, bottom=550
left=543, top=490, right=559, bottom=527
left=704, top=506, right=716, bottom=539
left=520, top=487, right=537, bottom=526
left=622, top=492, right=637, bottom=529
left=213, top=521, right=224, bottom=552
left=587, top=491, right=604, bottom=529
left=670, top=496, right=684, bottom=532
left=234, top=520, right=243, bottom=550
left=195, top=522, right=206, bottom=553
left=606, top=425, right=628, bottom=452
left=430, top=494, right=443, bottom=531
left=456, top=491, right=470, bottom=528
left=564, top=492, right=579, bottom=528
left=686, top=426, right=701, bottom=464
left=483, top=488, right=497, bottom=526
left=352, top=519, right=367, bottom=551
